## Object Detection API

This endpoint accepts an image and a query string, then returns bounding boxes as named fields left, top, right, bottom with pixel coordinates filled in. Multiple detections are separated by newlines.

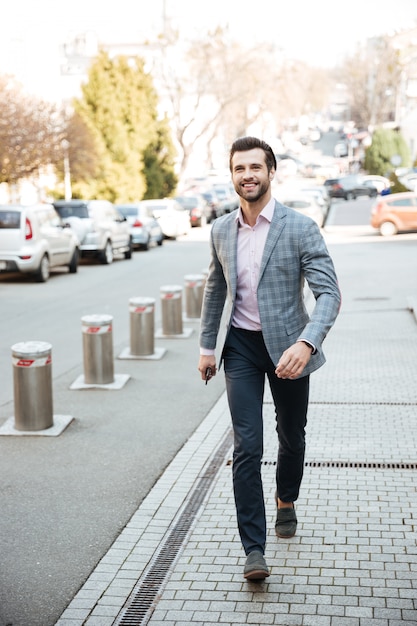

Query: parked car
left=212, top=184, right=240, bottom=217
left=370, top=191, right=417, bottom=236
left=277, top=192, right=324, bottom=228
left=115, top=203, right=163, bottom=249
left=324, top=175, right=378, bottom=200
left=398, top=171, right=417, bottom=192
left=0, top=203, right=79, bottom=282
left=53, top=200, right=132, bottom=264
left=174, top=194, right=211, bottom=227
left=333, top=142, right=348, bottom=158
left=196, top=185, right=239, bottom=220
left=362, top=175, right=391, bottom=194
left=136, top=199, right=191, bottom=239
left=198, top=188, right=221, bottom=222
left=298, top=185, right=331, bottom=219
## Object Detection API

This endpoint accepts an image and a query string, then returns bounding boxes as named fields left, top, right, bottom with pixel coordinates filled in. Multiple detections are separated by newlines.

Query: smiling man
left=198, top=136, right=341, bottom=580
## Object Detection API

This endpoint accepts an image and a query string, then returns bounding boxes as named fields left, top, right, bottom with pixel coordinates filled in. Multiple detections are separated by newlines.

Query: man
left=198, top=136, right=341, bottom=581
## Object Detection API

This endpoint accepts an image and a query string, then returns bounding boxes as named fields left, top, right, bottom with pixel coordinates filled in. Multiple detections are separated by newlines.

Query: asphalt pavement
left=1, top=222, right=417, bottom=626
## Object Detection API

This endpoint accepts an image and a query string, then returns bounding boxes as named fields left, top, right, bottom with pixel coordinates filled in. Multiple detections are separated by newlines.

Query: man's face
left=231, top=148, right=273, bottom=203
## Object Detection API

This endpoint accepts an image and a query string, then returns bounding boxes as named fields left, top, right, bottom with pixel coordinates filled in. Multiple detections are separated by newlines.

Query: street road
left=325, top=194, right=375, bottom=226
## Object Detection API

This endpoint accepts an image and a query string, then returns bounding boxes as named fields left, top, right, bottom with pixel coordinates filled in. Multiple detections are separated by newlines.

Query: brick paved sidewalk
left=56, top=293, right=417, bottom=626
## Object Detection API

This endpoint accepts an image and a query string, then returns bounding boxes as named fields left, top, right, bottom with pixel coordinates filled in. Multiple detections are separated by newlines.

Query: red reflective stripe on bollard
left=12, top=356, right=52, bottom=367
left=83, top=325, right=112, bottom=334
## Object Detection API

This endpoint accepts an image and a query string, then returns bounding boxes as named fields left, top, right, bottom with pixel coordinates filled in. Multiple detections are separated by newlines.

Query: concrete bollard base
left=0, top=414, right=74, bottom=437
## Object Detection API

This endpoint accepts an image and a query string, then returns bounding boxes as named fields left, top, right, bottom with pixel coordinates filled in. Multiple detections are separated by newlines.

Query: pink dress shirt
left=232, top=199, right=275, bottom=330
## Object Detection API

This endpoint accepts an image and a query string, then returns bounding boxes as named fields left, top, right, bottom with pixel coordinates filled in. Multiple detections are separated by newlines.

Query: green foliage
left=143, top=117, right=178, bottom=199
left=73, top=50, right=177, bottom=202
left=388, top=172, right=409, bottom=194
left=364, top=127, right=411, bottom=176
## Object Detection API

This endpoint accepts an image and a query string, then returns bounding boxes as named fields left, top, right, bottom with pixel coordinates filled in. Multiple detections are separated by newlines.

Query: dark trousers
left=223, top=326, right=309, bottom=555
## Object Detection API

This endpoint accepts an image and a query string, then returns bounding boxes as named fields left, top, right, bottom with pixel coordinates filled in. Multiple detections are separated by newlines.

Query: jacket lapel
left=259, top=201, right=286, bottom=282
left=228, top=217, right=239, bottom=296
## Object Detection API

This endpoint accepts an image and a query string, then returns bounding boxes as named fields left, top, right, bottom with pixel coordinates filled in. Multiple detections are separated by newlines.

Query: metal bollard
left=184, top=273, right=205, bottom=318
left=11, top=341, right=53, bottom=431
left=81, top=314, right=114, bottom=384
left=129, top=297, right=155, bottom=356
left=160, top=285, right=183, bottom=335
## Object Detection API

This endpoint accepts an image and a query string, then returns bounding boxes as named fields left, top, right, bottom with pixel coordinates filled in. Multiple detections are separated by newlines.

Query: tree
left=142, top=116, right=178, bottom=199
left=364, top=127, right=411, bottom=176
left=0, top=75, right=103, bottom=201
left=73, top=50, right=177, bottom=202
left=147, top=28, right=331, bottom=178
left=54, top=110, right=100, bottom=197
left=338, top=37, right=402, bottom=128
left=0, top=75, right=60, bottom=191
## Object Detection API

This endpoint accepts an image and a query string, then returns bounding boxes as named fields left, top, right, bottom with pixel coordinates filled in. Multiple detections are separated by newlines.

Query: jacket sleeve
left=297, top=220, right=341, bottom=348
left=199, top=227, right=228, bottom=351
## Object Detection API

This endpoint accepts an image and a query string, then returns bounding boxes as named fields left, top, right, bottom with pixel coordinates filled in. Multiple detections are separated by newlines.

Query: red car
left=370, top=191, right=417, bottom=236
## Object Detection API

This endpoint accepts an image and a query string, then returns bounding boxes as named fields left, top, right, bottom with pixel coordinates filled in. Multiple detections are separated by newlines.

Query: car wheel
left=345, top=192, right=353, bottom=201
left=35, top=254, right=50, bottom=282
left=157, top=237, right=163, bottom=246
left=141, top=237, right=150, bottom=251
left=379, top=221, right=398, bottom=236
left=68, top=248, right=79, bottom=273
left=100, top=240, right=113, bottom=264
left=124, top=239, right=133, bottom=259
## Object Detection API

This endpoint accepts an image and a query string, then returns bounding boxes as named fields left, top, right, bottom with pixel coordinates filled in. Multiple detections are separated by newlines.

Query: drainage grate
left=308, top=401, right=417, bottom=406
left=114, top=428, right=234, bottom=626
left=305, top=460, right=417, bottom=469
left=253, top=460, right=417, bottom=470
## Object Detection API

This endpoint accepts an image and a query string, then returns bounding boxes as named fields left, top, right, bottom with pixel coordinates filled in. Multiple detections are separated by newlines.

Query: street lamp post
left=61, top=139, right=72, bottom=200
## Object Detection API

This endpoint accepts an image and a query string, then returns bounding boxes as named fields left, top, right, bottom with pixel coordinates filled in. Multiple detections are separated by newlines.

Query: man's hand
left=275, top=342, right=312, bottom=380
left=198, top=355, right=217, bottom=383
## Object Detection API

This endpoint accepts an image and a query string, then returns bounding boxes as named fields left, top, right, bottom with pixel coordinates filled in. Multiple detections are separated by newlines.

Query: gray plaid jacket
left=199, top=200, right=341, bottom=376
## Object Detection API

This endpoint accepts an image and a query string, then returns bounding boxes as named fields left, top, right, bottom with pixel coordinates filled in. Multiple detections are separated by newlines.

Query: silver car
left=115, top=203, right=164, bottom=249
left=0, top=203, right=80, bottom=282
left=53, top=200, right=132, bottom=264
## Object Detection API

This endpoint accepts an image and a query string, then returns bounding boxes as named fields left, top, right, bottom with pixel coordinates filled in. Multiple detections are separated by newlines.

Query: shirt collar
left=235, top=197, right=275, bottom=226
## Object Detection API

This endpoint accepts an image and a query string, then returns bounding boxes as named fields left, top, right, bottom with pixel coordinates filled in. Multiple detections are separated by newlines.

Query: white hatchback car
left=0, top=203, right=80, bottom=282
left=137, top=199, right=191, bottom=239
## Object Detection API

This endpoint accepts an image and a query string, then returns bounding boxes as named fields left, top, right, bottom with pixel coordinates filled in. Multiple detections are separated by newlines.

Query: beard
left=235, top=179, right=270, bottom=203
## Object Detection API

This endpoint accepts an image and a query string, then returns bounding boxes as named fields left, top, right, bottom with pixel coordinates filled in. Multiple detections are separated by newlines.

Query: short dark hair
left=229, top=136, right=277, bottom=173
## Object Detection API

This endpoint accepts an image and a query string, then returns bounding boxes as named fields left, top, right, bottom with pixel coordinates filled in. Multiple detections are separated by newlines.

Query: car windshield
left=146, top=204, right=167, bottom=211
left=55, top=204, right=89, bottom=219
left=176, top=197, right=197, bottom=209
left=0, top=210, right=20, bottom=228
left=117, top=206, right=137, bottom=217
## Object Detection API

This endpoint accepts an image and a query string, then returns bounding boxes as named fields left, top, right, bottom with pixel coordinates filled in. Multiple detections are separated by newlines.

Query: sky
left=1, top=0, right=417, bottom=100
